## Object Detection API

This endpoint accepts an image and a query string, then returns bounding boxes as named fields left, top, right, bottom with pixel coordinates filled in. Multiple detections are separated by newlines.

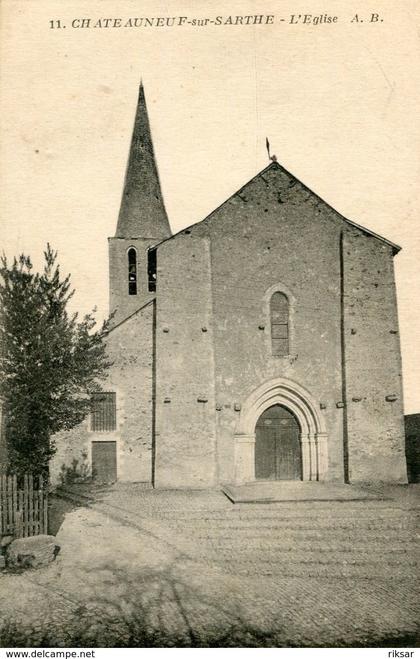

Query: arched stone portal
left=233, top=377, right=328, bottom=484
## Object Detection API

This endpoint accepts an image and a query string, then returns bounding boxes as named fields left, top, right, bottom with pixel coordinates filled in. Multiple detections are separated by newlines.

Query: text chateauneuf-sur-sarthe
left=52, top=13, right=384, bottom=30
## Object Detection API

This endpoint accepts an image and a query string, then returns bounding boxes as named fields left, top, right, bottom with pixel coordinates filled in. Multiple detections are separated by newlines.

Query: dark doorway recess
left=92, top=441, right=117, bottom=484
left=255, top=404, right=302, bottom=480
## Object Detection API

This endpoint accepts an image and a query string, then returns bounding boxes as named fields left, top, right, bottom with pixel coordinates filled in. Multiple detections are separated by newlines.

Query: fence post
left=7, top=476, right=13, bottom=535
left=1, top=475, right=7, bottom=535
left=29, top=474, right=34, bottom=536
left=12, top=474, right=17, bottom=535
left=0, top=472, right=48, bottom=539
left=43, top=487, right=48, bottom=535
left=15, top=508, right=23, bottom=538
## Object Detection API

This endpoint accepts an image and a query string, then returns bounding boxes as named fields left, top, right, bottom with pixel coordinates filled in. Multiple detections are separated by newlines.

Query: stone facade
left=51, top=303, right=154, bottom=485
left=154, top=236, right=217, bottom=488
left=108, top=238, right=156, bottom=326
left=342, top=230, right=406, bottom=482
left=50, top=84, right=408, bottom=487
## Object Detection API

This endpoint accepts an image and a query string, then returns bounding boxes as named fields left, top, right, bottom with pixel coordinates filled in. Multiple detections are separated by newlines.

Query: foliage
left=0, top=245, right=112, bottom=478
left=58, top=452, right=91, bottom=485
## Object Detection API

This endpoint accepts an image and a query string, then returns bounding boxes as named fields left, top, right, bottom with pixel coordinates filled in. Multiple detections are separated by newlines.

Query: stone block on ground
left=6, top=535, right=60, bottom=569
left=1, top=535, right=14, bottom=549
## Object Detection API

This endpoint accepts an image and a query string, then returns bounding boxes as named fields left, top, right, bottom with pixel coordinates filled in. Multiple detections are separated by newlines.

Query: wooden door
left=92, top=441, right=117, bottom=483
left=255, top=405, right=302, bottom=480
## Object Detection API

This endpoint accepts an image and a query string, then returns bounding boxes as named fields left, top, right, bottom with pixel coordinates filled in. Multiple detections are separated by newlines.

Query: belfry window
left=128, top=248, right=137, bottom=295
left=148, top=248, right=157, bottom=292
left=270, top=292, right=289, bottom=356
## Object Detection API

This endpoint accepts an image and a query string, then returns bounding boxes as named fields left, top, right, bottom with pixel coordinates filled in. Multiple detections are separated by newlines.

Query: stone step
left=175, top=536, right=417, bottom=549
left=219, top=562, right=416, bottom=579
left=181, top=546, right=418, bottom=560
left=156, top=521, right=417, bottom=539
left=156, top=515, right=416, bottom=524
left=156, top=508, right=411, bottom=520
left=190, top=548, right=418, bottom=563
left=212, top=554, right=418, bottom=567
left=182, top=541, right=418, bottom=553
left=156, top=506, right=414, bottom=519
left=170, top=524, right=417, bottom=535
left=160, top=527, right=418, bottom=550
left=162, top=520, right=415, bottom=538
left=172, top=531, right=418, bottom=548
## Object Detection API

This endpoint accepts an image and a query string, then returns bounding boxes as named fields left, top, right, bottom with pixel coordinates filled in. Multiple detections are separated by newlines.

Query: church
left=51, top=83, right=408, bottom=488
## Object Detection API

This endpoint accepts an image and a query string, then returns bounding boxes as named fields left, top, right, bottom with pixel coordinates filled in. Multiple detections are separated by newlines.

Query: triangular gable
left=153, top=161, right=401, bottom=255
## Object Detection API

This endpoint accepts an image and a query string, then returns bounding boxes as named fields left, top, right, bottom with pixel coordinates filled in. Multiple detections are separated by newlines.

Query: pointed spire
left=115, top=82, right=171, bottom=238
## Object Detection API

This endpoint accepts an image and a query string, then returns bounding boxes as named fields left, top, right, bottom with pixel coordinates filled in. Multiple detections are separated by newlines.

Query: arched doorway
left=233, top=377, right=328, bottom=485
left=255, top=404, right=302, bottom=480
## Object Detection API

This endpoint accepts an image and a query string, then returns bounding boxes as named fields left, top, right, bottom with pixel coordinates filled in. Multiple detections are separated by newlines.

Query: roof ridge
left=273, top=162, right=401, bottom=253
left=149, top=162, right=280, bottom=251
left=150, top=161, right=401, bottom=254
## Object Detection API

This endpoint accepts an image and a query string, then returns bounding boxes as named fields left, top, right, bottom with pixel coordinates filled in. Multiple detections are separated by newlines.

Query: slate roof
left=115, top=83, right=171, bottom=240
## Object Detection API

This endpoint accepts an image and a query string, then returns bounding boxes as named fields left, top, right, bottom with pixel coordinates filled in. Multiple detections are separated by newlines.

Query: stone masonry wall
left=154, top=235, right=217, bottom=488
left=50, top=302, right=154, bottom=485
left=175, top=163, right=346, bottom=484
left=108, top=237, right=157, bottom=326
left=342, top=229, right=407, bottom=483
left=105, top=301, right=154, bottom=482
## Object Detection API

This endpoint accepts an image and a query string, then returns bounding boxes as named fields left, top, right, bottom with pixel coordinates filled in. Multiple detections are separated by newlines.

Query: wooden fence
left=0, top=474, right=48, bottom=538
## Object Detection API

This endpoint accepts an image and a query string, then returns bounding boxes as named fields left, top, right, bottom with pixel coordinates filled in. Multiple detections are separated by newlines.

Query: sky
left=1, top=0, right=419, bottom=412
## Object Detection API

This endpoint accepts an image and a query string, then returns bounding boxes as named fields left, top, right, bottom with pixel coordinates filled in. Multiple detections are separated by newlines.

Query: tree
left=0, top=245, right=112, bottom=479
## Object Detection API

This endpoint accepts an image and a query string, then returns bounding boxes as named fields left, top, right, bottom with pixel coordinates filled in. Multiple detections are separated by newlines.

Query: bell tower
left=108, top=82, right=171, bottom=325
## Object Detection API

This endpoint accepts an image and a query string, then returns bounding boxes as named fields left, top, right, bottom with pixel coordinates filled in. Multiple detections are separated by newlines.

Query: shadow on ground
left=2, top=483, right=418, bottom=648
left=48, top=482, right=114, bottom=535
left=1, top=560, right=418, bottom=648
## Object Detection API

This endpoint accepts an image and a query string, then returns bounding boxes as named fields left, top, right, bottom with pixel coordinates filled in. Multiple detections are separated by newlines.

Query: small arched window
left=270, top=292, right=289, bottom=356
left=128, top=248, right=137, bottom=295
